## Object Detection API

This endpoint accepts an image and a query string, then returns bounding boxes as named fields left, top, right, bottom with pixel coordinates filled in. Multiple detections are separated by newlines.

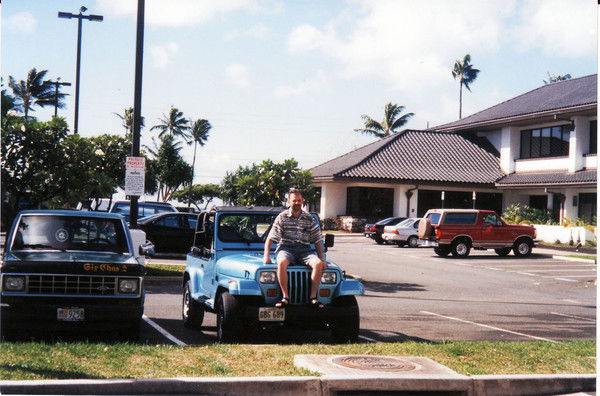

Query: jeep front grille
left=287, top=269, right=310, bottom=304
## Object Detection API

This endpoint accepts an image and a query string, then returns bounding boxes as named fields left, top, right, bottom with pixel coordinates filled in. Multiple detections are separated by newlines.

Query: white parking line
left=142, top=315, right=188, bottom=346
left=483, top=264, right=596, bottom=268
left=420, top=311, right=557, bottom=343
left=518, top=269, right=596, bottom=272
left=551, top=277, right=579, bottom=282
left=550, top=312, right=596, bottom=323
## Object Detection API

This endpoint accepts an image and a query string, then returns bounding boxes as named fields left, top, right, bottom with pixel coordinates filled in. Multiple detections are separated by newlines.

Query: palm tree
left=186, top=119, right=212, bottom=206
left=452, top=54, right=480, bottom=119
left=8, top=68, right=64, bottom=120
left=114, top=107, right=145, bottom=139
left=150, top=106, right=190, bottom=141
left=543, top=72, right=572, bottom=85
left=354, top=103, right=414, bottom=139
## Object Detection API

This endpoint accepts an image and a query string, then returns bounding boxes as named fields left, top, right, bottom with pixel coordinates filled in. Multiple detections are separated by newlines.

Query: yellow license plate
left=258, top=307, right=285, bottom=322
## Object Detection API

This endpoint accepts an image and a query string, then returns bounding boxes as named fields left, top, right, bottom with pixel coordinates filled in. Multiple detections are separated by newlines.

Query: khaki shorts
left=276, top=248, right=321, bottom=266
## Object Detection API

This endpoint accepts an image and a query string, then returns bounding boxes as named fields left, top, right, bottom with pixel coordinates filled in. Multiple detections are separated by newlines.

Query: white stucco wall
left=514, top=157, right=570, bottom=172
left=499, top=126, right=519, bottom=173
left=584, top=154, right=597, bottom=169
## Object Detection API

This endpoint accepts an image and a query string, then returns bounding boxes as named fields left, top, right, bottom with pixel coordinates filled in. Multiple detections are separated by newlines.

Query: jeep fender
left=218, top=278, right=263, bottom=296
left=335, top=279, right=364, bottom=298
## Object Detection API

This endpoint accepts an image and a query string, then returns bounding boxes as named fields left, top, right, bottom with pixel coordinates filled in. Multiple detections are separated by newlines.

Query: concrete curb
left=0, top=374, right=595, bottom=395
left=552, top=255, right=596, bottom=264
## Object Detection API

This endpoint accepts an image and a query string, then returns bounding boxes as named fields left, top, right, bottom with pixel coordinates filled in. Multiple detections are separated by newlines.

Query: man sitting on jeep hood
left=263, top=188, right=326, bottom=309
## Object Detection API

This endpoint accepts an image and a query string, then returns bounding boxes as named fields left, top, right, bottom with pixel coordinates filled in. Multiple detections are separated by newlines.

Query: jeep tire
left=330, top=296, right=360, bottom=343
left=216, top=291, right=242, bottom=343
left=513, top=239, right=533, bottom=257
left=451, top=239, right=471, bottom=257
left=494, top=247, right=512, bottom=257
left=183, top=281, right=204, bottom=329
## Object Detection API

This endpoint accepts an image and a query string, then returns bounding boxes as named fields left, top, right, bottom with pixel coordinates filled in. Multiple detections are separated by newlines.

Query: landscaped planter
left=534, top=224, right=596, bottom=246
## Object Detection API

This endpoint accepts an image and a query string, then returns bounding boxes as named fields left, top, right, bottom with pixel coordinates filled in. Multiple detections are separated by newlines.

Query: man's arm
left=315, top=239, right=324, bottom=261
left=263, top=238, right=274, bottom=263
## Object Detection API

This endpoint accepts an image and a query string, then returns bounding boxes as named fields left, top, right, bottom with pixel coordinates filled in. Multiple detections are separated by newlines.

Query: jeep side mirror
left=324, top=233, right=335, bottom=248
left=139, top=241, right=155, bottom=257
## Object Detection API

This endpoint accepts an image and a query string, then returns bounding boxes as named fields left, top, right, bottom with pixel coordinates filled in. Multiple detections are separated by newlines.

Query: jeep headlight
left=118, top=278, right=139, bottom=294
left=259, top=271, right=277, bottom=284
left=321, top=272, right=337, bottom=284
left=3, top=275, right=26, bottom=291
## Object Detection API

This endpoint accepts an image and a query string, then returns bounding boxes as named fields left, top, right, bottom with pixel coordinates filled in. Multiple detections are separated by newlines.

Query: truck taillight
left=370, top=227, right=376, bottom=231
left=435, top=228, right=441, bottom=239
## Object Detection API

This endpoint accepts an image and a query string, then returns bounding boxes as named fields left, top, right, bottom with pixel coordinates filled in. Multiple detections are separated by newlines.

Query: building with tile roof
left=311, top=75, right=596, bottom=223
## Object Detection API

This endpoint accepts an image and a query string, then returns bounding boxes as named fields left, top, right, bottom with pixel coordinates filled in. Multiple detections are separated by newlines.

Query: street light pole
left=45, top=78, right=72, bottom=117
left=129, top=0, right=145, bottom=229
left=58, top=6, right=103, bottom=134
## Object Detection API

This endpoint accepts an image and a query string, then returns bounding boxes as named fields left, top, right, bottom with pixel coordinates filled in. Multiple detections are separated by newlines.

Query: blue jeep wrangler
left=182, top=206, right=364, bottom=342
left=1, top=210, right=154, bottom=339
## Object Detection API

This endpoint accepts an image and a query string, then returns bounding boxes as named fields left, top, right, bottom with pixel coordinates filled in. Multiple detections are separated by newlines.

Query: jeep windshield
left=217, top=213, right=279, bottom=243
left=11, top=215, right=129, bottom=254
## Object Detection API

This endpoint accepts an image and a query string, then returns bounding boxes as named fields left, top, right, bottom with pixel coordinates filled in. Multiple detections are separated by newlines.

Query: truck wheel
left=407, top=236, right=419, bottom=248
left=494, top=247, right=512, bottom=257
left=330, top=296, right=360, bottom=343
left=216, top=291, right=242, bottom=343
left=183, top=281, right=204, bottom=329
left=434, top=247, right=450, bottom=257
left=451, top=239, right=471, bottom=257
left=513, top=239, right=533, bottom=257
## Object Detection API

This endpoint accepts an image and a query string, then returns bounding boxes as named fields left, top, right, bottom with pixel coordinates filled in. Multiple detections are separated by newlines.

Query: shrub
left=502, top=204, right=553, bottom=225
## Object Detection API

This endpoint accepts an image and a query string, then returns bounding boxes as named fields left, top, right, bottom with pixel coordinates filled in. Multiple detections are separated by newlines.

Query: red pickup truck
left=418, top=209, right=536, bottom=258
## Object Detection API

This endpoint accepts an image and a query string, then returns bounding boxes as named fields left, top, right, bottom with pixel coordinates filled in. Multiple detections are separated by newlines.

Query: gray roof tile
left=496, top=169, right=597, bottom=187
left=434, top=74, right=597, bottom=131
left=311, top=130, right=505, bottom=184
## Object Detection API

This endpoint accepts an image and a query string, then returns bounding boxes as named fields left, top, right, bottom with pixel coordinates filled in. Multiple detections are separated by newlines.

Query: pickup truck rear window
left=443, top=213, right=477, bottom=225
left=427, top=213, right=441, bottom=225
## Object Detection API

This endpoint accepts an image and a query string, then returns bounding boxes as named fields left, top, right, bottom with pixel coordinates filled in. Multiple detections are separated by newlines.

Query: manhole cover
left=331, top=356, right=417, bottom=372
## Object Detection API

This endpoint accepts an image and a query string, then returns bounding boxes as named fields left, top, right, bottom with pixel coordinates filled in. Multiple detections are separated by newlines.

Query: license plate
left=258, top=307, right=285, bottom=322
left=57, top=308, right=85, bottom=322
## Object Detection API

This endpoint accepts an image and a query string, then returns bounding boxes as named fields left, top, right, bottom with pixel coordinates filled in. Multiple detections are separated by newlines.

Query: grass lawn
left=145, top=264, right=184, bottom=276
left=0, top=340, right=594, bottom=380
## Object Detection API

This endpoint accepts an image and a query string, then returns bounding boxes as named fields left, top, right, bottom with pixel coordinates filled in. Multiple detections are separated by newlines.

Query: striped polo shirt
left=267, top=209, right=322, bottom=248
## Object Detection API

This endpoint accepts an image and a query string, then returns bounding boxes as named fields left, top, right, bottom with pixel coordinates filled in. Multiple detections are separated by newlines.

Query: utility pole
left=129, top=0, right=145, bottom=229
left=44, top=78, right=71, bottom=117
left=58, top=6, right=103, bottom=133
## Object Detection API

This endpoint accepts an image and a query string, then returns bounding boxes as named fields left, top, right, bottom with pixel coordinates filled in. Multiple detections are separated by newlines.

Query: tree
left=146, top=135, right=193, bottom=201
left=543, top=73, right=572, bottom=85
left=8, top=68, right=65, bottom=120
left=186, top=119, right=212, bottom=203
left=173, top=183, right=221, bottom=211
left=452, top=54, right=480, bottom=119
left=354, top=103, right=414, bottom=139
left=114, top=107, right=145, bottom=139
left=221, top=159, right=316, bottom=207
left=150, top=106, right=190, bottom=142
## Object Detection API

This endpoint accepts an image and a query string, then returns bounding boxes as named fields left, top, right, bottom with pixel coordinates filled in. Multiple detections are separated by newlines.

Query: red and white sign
left=125, top=156, right=145, bottom=196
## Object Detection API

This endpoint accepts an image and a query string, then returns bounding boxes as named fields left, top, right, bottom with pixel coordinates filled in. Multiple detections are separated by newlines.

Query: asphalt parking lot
left=137, top=236, right=596, bottom=346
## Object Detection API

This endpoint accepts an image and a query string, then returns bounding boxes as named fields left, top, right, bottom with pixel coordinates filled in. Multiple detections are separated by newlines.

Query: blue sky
left=2, top=0, right=597, bottom=187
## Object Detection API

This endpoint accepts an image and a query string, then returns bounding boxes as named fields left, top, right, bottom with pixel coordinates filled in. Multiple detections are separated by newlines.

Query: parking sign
left=125, top=157, right=145, bottom=196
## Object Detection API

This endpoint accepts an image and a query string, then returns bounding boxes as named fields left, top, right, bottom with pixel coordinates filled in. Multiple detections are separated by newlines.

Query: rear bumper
left=418, top=239, right=439, bottom=247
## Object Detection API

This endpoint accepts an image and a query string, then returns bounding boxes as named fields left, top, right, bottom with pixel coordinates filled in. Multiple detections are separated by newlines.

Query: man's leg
left=306, top=256, right=326, bottom=299
left=276, top=250, right=293, bottom=301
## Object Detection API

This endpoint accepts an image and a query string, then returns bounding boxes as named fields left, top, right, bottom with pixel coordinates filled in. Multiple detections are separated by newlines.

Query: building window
left=520, top=125, right=570, bottom=159
left=589, top=120, right=597, bottom=154
left=578, top=193, right=597, bottom=225
left=346, top=187, right=393, bottom=218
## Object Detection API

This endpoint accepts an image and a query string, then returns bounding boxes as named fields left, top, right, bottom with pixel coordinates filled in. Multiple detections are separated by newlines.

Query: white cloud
left=274, top=70, right=329, bottom=98
left=512, top=0, right=596, bottom=57
left=150, top=42, right=180, bottom=69
left=225, top=64, right=251, bottom=88
left=5, top=12, right=37, bottom=34
left=225, top=23, right=269, bottom=40
left=96, top=0, right=256, bottom=27
left=288, top=0, right=516, bottom=93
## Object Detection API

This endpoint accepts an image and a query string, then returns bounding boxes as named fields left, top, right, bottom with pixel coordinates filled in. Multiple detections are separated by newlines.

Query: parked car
left=417, top=208, right=537, bottom=258
left=363, top=217, right=406, bottom=244
left=138, top=212, right=198, bottom=254
left=182, top=206, right=364, bottom=343
left=382, top=218, right=421, bottom=247
left=1, top=210, right=154, bottom=338
left=109, top=200, right=178, bottom=223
